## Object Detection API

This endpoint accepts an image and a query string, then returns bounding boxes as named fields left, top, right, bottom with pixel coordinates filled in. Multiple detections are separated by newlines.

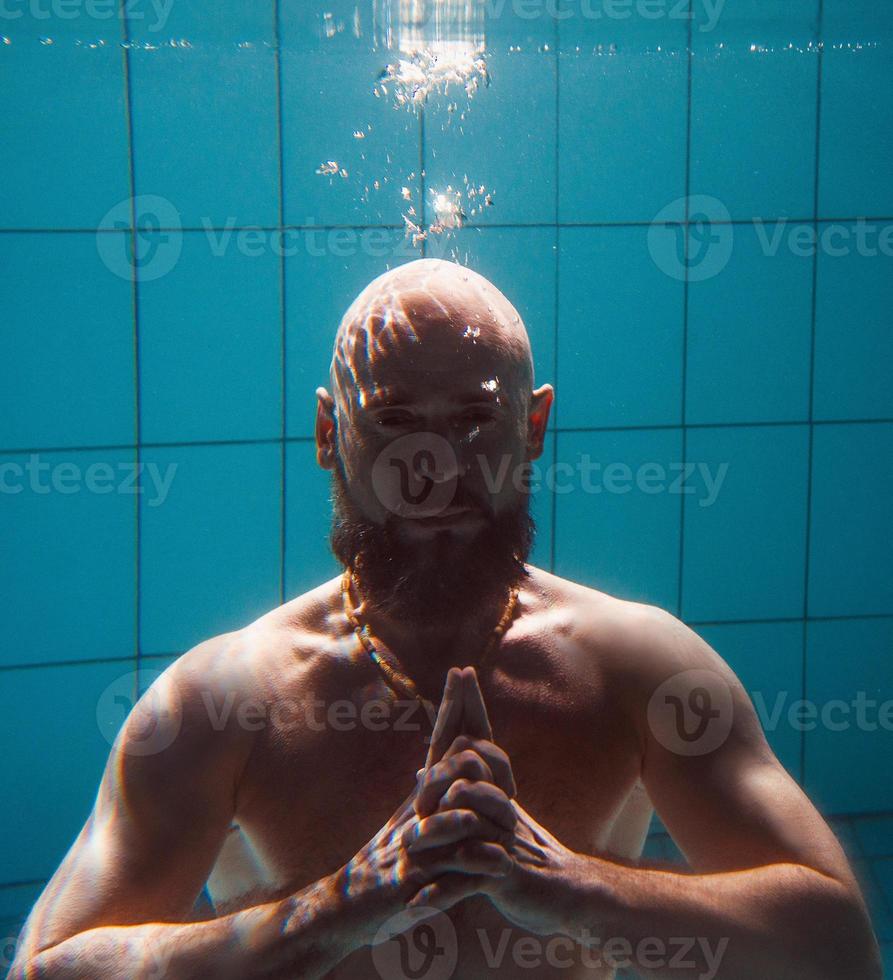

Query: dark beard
left=329, top=460, right=535, bottom=624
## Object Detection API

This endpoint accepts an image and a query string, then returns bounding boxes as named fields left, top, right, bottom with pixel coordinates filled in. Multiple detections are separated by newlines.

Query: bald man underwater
left=13, top=259, right=880, bottom=979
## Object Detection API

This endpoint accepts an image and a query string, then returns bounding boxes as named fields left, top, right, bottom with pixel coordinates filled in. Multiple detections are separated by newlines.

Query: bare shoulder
left=525, top=565, right=742, bottom=691
left=150, top=574, right=349, bottom=724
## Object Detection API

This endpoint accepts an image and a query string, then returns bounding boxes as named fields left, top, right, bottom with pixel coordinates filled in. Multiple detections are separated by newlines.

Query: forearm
left=15, top=871, right=362, bottom=980
left=561, top=855, right=881, bottom=980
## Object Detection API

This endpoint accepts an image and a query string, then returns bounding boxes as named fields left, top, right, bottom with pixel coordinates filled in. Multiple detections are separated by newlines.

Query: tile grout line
left=4, top=215, right=893, bottom=234
left=2, top=417, right=892, bottom=457
left=801, top=0, right=825, bottom=790
left=550, top=4, right=560, bottom=574
left=118, top=0, right=140, bottom=704
left=273, top=0, right=287, bottom=607
left=676, top=1, right=694, bottom=620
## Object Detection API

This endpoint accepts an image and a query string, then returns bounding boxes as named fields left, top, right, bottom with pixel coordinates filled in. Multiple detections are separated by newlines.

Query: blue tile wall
left=804, top=618, right=893, bottom=814
left=0, top=448, right=137, bottom=668
left=818, top=2, right=893, bottom=217
left=0, top=233, right=135, bottom=451
left=681, top=425, right=809, bottom=622
left=139, top=442, right=281, bottom=654
left=813, top=234, right=893, bottom=421
left=689, top=1, right=820, bottom=221
left=0, top=660, right=135, bottom=883
left=808, top=423, right=893, bottom=618
left=2, top=3, right=892, bottom=955
left=138, top=231, right=282, bottom=443
left=553, top=427, right=683, bottom=612
left=558, top=226, right=684, bottom=429
left=0, top=44, right=130, bottom=229
left=128, top=46, right=280, bottom=228
left=558, top=12, right=688, bottom=225
left=685, top=224, right=812, bottom=425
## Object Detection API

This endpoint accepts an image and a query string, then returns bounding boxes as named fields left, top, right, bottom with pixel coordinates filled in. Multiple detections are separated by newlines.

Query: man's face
left=326, top=315, right=538, bottom=622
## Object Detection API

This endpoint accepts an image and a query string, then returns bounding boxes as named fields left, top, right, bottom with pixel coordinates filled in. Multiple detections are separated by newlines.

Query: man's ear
left=315, top=387, right=337, bottom=470
left=526, top=383, right=554, bottom=460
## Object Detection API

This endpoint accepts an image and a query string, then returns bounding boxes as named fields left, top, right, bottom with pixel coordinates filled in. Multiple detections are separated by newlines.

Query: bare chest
left=213, top=646, right=644, bottom=906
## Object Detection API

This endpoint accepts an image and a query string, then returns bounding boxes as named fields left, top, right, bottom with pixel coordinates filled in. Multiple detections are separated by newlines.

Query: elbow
left=797, top=879, right=882, bottom=980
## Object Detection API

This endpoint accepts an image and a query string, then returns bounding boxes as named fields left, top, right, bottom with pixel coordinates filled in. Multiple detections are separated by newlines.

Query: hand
left=409, top=669, right=582, bottom=938
left=334, top=668, right=515, bottom=946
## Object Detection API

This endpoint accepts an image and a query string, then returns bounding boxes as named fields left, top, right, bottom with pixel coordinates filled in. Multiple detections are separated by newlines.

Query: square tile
left=280, top=49, right=421, bottom=226
left=813, top=236, right=893, bottom=421
left=854, top=816, right=893, bottom=859
left=553, top=427, right=683, bottom=612
left=690, top=1, right=819, bottom=220
left=695, top=621, right=803, bottom=781
left=0, top=42, right=130, bottom=229
left=0, top=660, right=136, bottom=883
left=138, top=230, right=282, bottom=443
left=139, top=443, right=282, bottom=654
left=682, top=425, right=809, bottom=621
left=425, top=48, right=556, bottom=226
left=807, top=423, right=893, bottom=617
left=284, top=228, right=416, bottom=438
left=451, top=226, right=556, bottom=418
left=557, top=226, right=684, bottom=428
left=685, top=223, right=813, bottom=424
left=804, top=618, right=893, bottom=815
left=0, top=448, right=137, bottom=667
left=853, top=860, right=893, bottom=943
left=125, top=0, right=274, bottom=43
left=819, top=2, right=893, bottom=218
left=128, top=45, right=279, bottom=227
left=0, top=233, right=135, bottom=451
left=558, top=41, right=687, bottom=224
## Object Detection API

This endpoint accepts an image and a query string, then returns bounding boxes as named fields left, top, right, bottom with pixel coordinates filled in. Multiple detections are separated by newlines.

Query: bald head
left=329, top=258, right=534, bottom=416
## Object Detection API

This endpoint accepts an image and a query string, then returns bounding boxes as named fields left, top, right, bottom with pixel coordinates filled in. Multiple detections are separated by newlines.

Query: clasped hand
left=342, top=666, right=579, bottom=946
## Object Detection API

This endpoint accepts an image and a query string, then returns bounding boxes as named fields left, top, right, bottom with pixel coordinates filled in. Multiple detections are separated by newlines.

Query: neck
left=344, top=567, right=519, bottom=683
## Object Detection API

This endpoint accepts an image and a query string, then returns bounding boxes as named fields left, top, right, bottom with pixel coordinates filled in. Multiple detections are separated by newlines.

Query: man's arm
left=9, top=637, right=363, bottom=980
left=414, top=615, right=882, bottom=979
left=12, top=654, right=513, bottom=980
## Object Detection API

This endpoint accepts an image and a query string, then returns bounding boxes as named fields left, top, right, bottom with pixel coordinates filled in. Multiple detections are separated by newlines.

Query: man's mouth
left=411, top=505, right=482, bottom=526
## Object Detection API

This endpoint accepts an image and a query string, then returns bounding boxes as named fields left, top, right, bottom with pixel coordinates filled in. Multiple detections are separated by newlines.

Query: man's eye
left=376, top=414, right=413, bottom=427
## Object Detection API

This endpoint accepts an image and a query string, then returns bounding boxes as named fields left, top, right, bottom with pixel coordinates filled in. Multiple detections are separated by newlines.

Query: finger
left=406, top=809, right=511, bottom=853
left=406, top=873, right=492, bottom=913
left=443, top=735, right=517, bottom=799
left=425, top=667, right=465, bottom=769
left=416, top=750, right=494, bottom=818
left=460, top=667, right=493, bottom=741
left=438, top=779, right=517, bottom=833
left=412, top=839, right=513, bottom=879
